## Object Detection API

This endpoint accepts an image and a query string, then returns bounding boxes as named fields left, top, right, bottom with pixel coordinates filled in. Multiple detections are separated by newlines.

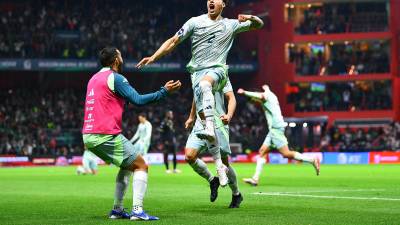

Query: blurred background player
left=185, top=77, right=243, bottom=208
left=136, top=0, right=264, bottom=186
left=82, top=47, right=181, bottom=220
left=237, top=85, right=320, bottom=186
left=159, top=110, right=180, bottom=173
left=130, top=113, right=152, bottom=156
left=76, top=148, right=98, bottom=175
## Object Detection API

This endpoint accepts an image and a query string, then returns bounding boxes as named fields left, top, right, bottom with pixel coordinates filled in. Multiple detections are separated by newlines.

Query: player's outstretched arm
left=136, top=35, right=180, bottom=69
left=185, top=99, right=197, bottom=129
left=237, top=88, right=265, bottom=101
left=114, top=74, right=181, bottom=106
left=221, top=91, right=236, bottom=125
left=238, top=14, right=264, bottom=30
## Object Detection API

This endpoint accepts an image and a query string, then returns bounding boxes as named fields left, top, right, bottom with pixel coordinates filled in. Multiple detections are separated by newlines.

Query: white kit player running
left=136, top=0, right=264, bottom=186
left=237, top=85, right=321, bottom=186
left=130, top=113, right=152, bottom=156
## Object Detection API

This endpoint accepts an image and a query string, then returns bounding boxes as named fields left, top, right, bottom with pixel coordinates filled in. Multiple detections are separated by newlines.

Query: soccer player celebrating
left=237, top=85, right=320, bottom=186
left=137, top=0, right=264, bottom=186
left=82, top=47, right=181, bottom=221
left=185, top=77, right=243, bottom=208
left=130, top=113, right=152, bottom=156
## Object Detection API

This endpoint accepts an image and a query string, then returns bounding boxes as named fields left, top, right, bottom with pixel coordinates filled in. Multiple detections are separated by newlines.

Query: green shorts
left=83, top=134, right=139, bottom=169
left=185, top=116, right=231, bottom=156
left=191, top=66, right=228, bottom=114
left=262, top=128, right=288, bottom=149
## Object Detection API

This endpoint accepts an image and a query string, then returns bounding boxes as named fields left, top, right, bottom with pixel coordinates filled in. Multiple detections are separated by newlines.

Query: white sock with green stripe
left=189, top=158, right=214, bottom=182
left=113, top=169, right=132, bottom=211
left=199, top=80, right=215, bottom=132
left=294, top=152, right=314, bottom=164
left=207, top=141, right=224, bottom=169
left=132, top=170, right=147, bottom=213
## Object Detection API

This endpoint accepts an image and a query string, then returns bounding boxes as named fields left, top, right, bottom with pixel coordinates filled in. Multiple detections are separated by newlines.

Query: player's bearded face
left=207, top=0, right=224, bottom=17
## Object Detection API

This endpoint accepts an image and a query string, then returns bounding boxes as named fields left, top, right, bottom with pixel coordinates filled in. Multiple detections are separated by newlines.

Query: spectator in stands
left=294, top=2, right=388, bottom=35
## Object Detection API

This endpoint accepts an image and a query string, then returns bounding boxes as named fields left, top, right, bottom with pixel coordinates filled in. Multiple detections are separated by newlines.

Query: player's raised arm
left=136, top=35, right=180, bottom=69
left=237, top=88, right=265, bottom=101
left=234, top=14, right=264, bottom=34
left=136, top=17, right=195, bottom=69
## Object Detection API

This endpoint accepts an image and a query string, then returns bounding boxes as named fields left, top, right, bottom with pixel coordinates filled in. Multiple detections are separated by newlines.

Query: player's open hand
left=237, top=88, right=245, bottom=95
left=136, top=56, right=155, bottom=69
left=220, top=114, right=232, bottom=125
left=185, top=117, right=195, bottom=130
left=164, top=80, right=182, bottom=93
left=238, top=14, right=252, bottom=23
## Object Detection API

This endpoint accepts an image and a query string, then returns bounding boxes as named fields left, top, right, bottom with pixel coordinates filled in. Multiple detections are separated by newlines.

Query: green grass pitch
left=0, top=164, right=399, bottom=225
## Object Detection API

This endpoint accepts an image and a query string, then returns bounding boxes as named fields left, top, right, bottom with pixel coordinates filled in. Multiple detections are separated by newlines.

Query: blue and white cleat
left=109, top=209, right=131, bottom=219
left=130, top=211, right=159, bottom=221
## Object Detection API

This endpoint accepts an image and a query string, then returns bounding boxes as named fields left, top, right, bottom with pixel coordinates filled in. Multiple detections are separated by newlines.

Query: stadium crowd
left=290, top=42, right=390, bottom=75
left=294, top=2, right=388, bottom=34
left=292, top=81, right=392, bottom=112
left=0, top=0, right=256, bottom=61
left=0, top=88, right=267, bottom=157
left=320, top=123, right=400, bottom=152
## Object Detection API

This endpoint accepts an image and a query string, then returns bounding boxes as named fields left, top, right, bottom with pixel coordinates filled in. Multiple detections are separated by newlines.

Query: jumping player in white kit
left=237, top=85, right=321, bottom=186
left=136, top=0, right=264, bottom=186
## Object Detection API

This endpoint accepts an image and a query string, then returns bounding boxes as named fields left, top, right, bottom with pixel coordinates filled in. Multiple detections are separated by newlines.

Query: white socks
left=189, top=158, right=213, bottom=182
left=199, top=80, right=215, bottom=131
left=132, top=170, right=148, bottom=213
left=206, top=140, right=224, bottom=168
left=113, top=169, right=132, bottom=210
left=253, top=157, right=266, bottom=181
left=294, top=152, right=314, bottom=163
left=227, top=165, right=240, bottom=196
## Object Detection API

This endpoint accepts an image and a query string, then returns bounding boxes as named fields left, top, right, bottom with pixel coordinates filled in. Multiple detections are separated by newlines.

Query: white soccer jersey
left=262, top=89, right=286, bottom=130
left=131, top=121, right=152, bottom=146
left=177, top=14, right=252, bottom=72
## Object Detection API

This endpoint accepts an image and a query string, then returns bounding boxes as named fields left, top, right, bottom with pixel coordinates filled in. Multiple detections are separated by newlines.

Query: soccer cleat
left=196, top=126, right=215, bottom=142
left=166, top=169, right=172, bottom=174
left=313, top=157, right=321, bottom=176
left=242, top=178, right=258, bottom=186
left=209, top=177, right=220, bottom=202
left=228, top=193, right=243, bottom=208
left=217, top=164, right=229, bottom=187
left=130, top=211, right=159, bottom=221
left=173, top=169, right=182, bottom=173
left=109, top=209, right=131, bottom=219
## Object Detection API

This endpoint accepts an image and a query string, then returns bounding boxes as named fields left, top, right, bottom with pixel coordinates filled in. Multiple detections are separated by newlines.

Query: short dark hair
left=223, top=0, right=228, bottom=5
left=139, top=113, right=147, bottom=118
left=99, top=47, right=118, bottom=67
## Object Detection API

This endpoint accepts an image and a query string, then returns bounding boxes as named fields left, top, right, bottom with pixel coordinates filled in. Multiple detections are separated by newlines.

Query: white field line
left=264, top=189, right=386, bottom=194
left=253, top=191, right=400, bottom=201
